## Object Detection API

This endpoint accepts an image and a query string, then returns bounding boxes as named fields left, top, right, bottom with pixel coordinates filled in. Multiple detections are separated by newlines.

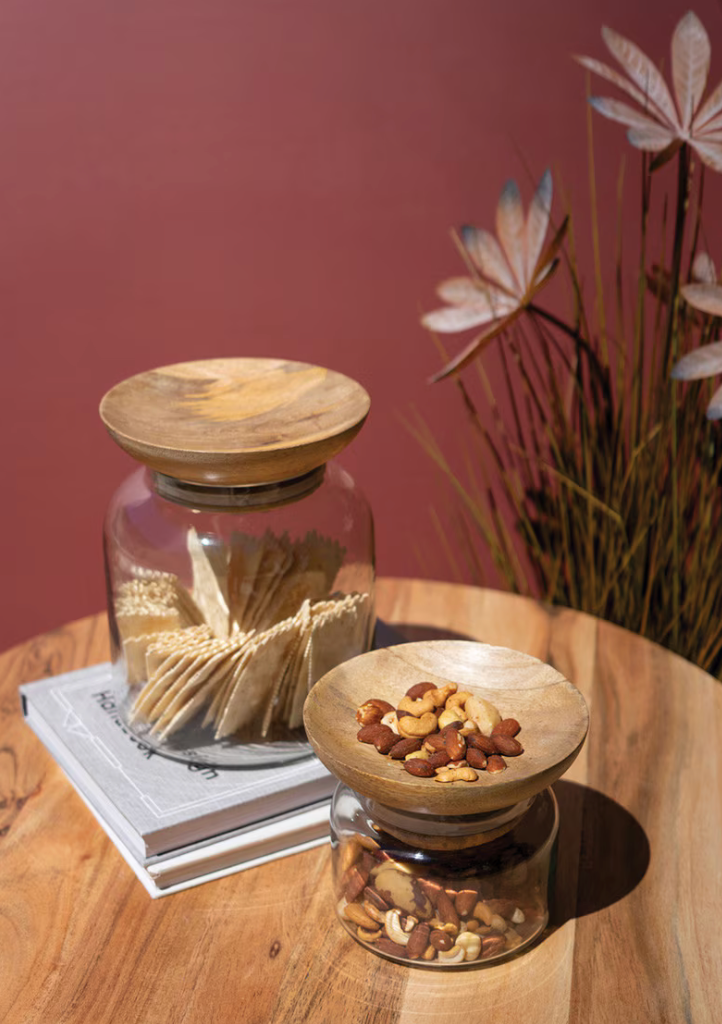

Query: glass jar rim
left=151, top=464, right=326, bottom=511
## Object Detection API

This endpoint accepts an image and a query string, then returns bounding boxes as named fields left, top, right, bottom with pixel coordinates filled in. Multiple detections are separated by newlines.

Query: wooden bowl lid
left=99, top=358, right=371, bottom=486
left=304, top=640, right=589, bottom=816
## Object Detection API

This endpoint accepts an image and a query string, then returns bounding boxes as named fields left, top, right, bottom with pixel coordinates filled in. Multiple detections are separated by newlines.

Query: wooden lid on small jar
left=304, top=640, right=589, bottom=817
left=99, top=358, right=371, bottom=486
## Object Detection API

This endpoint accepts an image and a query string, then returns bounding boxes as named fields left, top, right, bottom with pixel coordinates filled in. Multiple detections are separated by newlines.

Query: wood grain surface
left=304, top=640, right=588, bottom=816
left=2, top=579, right=721, bottom=1024
left=99, top=358, right=371, bottom=485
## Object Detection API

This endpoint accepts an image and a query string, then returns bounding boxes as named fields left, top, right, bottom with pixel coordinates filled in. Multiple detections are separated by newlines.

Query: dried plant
left=417, top=11, right=722, bottom=677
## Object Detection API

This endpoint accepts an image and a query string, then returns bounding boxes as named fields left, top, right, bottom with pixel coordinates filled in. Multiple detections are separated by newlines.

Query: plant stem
left=666, top=144, right=691, bottom=650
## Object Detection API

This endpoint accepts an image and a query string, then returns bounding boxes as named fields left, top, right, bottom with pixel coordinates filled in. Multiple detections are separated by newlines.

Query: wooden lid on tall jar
left=99, top=358, right=371, bottom=486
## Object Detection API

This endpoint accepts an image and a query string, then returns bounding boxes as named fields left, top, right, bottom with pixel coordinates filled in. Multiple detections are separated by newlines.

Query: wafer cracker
left=149, top=638, right=231, bottom=729
left=261, top=599, right=311, bottom=735
left=153, top=640, right=245, bottom=738
left=135, top=642, right=217, bottom=724
left=303, top=592, right=370, bottom=689
left=202, top=630, right=257, bottom=727
left=249, top=533, right=295, bottom=632
left=116, top=606, right=182, bottom=641
left=244, top=531, right=291, bottom=631
left=227, top=532, right=266, bottom=631
left=130, top=627, right=214, bottom=721
left=215, top=616, right=301, bottom=738
left=188, top=527, right=230, bottom=638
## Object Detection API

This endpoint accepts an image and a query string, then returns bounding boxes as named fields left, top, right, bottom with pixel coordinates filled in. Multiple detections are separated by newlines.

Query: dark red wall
left=2, top=0, right=721, bottom=651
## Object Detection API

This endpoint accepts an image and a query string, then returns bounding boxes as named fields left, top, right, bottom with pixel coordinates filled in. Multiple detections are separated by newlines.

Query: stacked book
left=20, top=663, right=335, bottom=897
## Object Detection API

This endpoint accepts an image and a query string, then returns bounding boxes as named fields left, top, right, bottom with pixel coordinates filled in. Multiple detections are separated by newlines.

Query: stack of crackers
left=114, top=528, right=372, bottom=741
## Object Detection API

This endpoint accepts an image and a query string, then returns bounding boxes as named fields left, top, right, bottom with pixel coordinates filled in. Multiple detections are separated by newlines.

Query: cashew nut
left=459, top=720, right=478, bottom=737
left=456, top=931, right=482, bottom=961
left=398, top=712, right=438, bottom=738
left=397, top=694, right=436, bottom=717
left=436, top=944, right=465, bottom=963
left=511, top=907, right=526, bottom=924
left=473, top=901, right=493, bottom=926
left=490, top=913, right=507, bottom=932
left=380, top=710, right=400, bottom=734
left=362, top=899, right=387, bottom=924
left=402, top=915, right=418, bottom=933
left=404, top=748, right=430, bottom=761
left=357, top=926, right=381, bottom=942
left=427, top=682, right=457, bottom=707
left=422, top=945, right=437, bottom=961
left=384, top=908, right=411, bottom=946
left=343, top=903, right=378, bottom=930
left=445, top=691, right=472, bottom=709
left=434, top=766, right=478, bottom=783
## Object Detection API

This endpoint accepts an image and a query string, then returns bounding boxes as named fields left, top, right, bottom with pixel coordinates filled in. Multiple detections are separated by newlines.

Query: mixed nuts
left=356, top=680, right=524, bottom=782
left=336, top=834, right=543, bottom=965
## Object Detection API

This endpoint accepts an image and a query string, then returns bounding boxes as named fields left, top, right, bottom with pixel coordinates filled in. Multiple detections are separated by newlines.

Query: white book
left=72, top=783, right=330, bottom=897
left=20, top=663, right=336, bottom=862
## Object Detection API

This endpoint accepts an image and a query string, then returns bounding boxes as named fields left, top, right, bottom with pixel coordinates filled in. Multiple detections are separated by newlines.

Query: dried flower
left=421, top=170, right=566, bottom=381
left=672, top=255, right=722, bottom=417
left=577, top=11, right=722, bottom=171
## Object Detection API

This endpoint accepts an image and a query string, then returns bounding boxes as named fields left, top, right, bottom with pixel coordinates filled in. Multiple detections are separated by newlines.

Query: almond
left=403, top=758, right=435, bottom=777
left=467, top=733, right=498, bottom=755
left=388, top=737, right=422, bottom=760
left=492, top=718, right=521, bottom=738
left=406, top=922, right=430, bottom=960
left=486, top=754, right=507, bottom=773
left=376, top=936, right=408, bottom=958
left=466, top=748, right=488, bottom=771
left=435, top=890, right=460, bottom=928
left=455, top=889, right=478, bottom=917
left=443, top=726, right=466, bottom=761
left=426, top=749, right=451, bottom=769
left=491, top=734, right=523, bottom=756
left=481, top=934, right=507, bottom=958
left=429, top=929, right=454, bottom=951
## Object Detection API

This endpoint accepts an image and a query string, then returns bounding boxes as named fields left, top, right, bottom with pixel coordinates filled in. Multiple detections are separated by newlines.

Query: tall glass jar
left=331, top=784, right=558, bottom=967
left=100, top=358, right=375, bottom=766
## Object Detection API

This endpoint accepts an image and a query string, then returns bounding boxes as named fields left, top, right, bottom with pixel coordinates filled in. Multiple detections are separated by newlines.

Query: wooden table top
left=2, top=578, right=720, bottom=1024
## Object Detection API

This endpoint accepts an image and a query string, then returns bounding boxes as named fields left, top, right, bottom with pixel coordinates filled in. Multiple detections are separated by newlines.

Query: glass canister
left=303, top=638, right=589, bottom=968
left=99, top=357, right=375, bottom=766
left=330, top=784, right=558, bottom=966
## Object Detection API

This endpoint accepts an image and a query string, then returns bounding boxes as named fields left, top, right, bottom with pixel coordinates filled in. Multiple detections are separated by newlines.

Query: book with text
left=20, top=663, right=335, bottom=864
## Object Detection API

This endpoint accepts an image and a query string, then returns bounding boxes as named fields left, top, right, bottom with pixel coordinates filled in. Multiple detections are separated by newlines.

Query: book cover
left=20, top=662, right=336, bottom=859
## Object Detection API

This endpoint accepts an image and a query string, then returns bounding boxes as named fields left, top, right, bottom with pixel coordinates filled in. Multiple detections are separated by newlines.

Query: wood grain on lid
left=99, top=358, right=371, bottom=486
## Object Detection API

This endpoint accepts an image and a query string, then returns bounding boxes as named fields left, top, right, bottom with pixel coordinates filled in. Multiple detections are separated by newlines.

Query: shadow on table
left=550, top=780, right=650, bottom=925
left=376, top=621, right=477, bottom=647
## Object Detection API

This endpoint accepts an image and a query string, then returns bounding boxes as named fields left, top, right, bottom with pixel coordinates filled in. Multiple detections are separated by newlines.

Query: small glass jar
left=100, top=358, right=374, bottom=767
left=330, top=783, right=558, bottom=967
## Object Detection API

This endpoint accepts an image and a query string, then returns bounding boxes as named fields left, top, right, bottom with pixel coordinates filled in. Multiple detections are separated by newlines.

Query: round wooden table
left=1, top=579, right=720, bottom=1023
